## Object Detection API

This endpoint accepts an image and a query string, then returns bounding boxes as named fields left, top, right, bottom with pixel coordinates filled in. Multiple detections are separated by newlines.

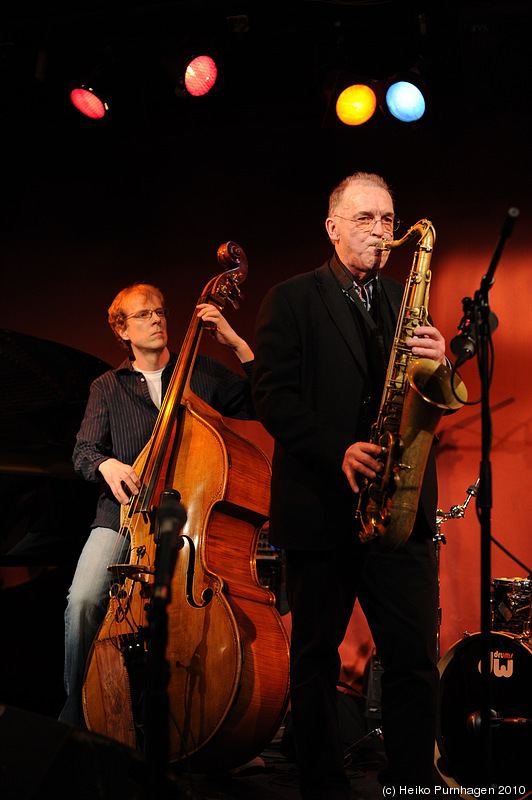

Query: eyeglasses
left=124, top=307, right=169, bottom=322
left=334, top=214, right=401, bottom=233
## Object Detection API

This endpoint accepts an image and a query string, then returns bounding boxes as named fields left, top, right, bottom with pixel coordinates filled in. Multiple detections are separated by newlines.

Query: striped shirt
left=73, top=353, right=254, bottom=531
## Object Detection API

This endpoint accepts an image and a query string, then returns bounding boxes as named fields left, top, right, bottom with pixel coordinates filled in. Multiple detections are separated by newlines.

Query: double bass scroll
left=82, top=243, right=290, bottom=772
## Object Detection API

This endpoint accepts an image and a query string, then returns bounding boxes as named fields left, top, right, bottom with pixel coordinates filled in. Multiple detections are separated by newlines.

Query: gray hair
left=328, top=172, right=393, bottom=217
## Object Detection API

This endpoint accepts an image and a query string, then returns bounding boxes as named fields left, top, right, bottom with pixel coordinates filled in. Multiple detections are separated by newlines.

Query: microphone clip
left=451, top=297, right=477, bottom=367
left=451, top=298, right=498, bottom=369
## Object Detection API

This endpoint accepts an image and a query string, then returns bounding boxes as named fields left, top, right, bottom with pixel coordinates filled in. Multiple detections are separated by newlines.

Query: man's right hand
left=342, top=441, right=384, bottom=494
left=98, top=458, right=141, bottom=504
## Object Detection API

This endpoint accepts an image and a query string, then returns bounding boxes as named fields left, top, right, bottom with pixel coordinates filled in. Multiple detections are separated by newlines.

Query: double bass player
left=60, top=281, right=256, bottom=727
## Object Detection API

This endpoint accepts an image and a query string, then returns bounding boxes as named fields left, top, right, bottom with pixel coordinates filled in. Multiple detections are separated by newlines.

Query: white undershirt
left=133, top=365, right=165, bottom=409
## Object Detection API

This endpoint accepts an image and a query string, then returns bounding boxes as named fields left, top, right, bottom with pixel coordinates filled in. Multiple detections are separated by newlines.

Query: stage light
left=385, top=81, right=425, bottom=122
left=335, top=84, right=377, bottom=126
left=70, top=86, right=108, bottom=119
left=184, top=55, right=218, bottom=97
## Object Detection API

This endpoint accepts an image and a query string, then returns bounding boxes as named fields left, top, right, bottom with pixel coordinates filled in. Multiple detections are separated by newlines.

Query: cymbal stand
left=435, top=479, right=479, bottom=659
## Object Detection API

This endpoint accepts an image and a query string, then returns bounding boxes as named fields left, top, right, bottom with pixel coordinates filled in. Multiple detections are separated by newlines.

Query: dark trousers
left=285, top=519, right=439, bottom=799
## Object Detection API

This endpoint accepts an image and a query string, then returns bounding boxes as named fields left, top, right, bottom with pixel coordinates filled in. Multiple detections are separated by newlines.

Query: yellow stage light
left=335, top=84, right=376, bottom=126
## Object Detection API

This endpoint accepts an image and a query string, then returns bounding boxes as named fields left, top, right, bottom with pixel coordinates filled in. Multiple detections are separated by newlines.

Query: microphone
left=501, top=206, right=520, bottom=240
left=153, top=491, right=188, bottom=604
left=156, top=497, right=187, bottom=533
left=155, top=489, right=187, bottom=544
left=450, top=329, right=476, bottom=368
left=467, top=709, right=532, bottom=734
left=451, top=310, right=498, bottom=368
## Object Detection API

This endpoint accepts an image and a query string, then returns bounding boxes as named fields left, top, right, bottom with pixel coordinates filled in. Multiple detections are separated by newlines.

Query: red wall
left=3, top=116, right=531, bottom=686
left=231, top=205, right=532, bottom=683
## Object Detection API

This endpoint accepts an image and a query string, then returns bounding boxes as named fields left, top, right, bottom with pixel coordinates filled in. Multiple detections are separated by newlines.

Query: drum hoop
left=438, top=631, right=532, bottom=678
left=492, top=577, right=531, bottom=589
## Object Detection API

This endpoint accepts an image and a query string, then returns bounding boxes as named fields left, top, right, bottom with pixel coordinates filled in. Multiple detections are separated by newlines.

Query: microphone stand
left=452, top=207, right=519, bottom=788
left=144, top=491, right=188, bottom=800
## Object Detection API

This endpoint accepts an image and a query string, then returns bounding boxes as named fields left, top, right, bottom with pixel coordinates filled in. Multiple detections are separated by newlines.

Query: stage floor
left=3, top=703, right=530, bottom=799
left=0, top=703, right=388, bottom=800
left=179, top=723, right=387, bottom=800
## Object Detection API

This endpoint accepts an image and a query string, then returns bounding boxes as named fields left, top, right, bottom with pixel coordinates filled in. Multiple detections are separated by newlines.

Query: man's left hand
left=406, top=325, right=446, bottom=364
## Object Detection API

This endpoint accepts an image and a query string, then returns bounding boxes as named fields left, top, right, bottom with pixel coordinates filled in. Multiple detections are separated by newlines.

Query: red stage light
left=70, top=87, right=108, bottom=119
left=184, top=56, right=218, bottom=97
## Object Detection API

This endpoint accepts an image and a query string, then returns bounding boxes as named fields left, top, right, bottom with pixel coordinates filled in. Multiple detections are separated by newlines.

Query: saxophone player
left=252, top=172, right=447, bottom=797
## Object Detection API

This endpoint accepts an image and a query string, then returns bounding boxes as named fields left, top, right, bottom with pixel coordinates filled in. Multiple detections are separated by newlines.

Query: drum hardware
left=491, top=577, right=531, bottom=639
left=435, top=479, right=479, bottom=658
left=467, top=709, right=532, bottom=732
left=342, top=725, right=383, bottom=766
left=434, top=480, right=532, bottom=790
left=435, top=631, right=532, bottom=791
left=436, top=479, right=479, bottom=540
left=435, top=563, right=532, bottom=790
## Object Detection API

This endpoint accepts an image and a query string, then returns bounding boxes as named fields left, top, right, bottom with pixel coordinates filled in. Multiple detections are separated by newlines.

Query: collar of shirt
left=117, top=353, right=177, bottom=374
left=344, top=275, right=378, bottom=311
left=332, top=253, right=378, bottom=311
left=353, top=278, right=377, bottom=309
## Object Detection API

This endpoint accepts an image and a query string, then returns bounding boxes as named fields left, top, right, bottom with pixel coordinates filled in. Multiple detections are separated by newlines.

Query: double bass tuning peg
left=212, top=242, right=248, bottom=309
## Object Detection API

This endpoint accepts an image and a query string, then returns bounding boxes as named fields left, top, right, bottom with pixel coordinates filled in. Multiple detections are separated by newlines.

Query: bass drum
left=435, top=632, right=532, bottom=790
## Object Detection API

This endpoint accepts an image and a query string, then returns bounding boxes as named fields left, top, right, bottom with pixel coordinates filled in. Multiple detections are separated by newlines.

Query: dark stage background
left=2, top=0, right=531, bottom=710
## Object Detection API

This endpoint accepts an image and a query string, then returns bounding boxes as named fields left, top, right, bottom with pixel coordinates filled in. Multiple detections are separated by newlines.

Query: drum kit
left=434, top=483, right=532, bottom=791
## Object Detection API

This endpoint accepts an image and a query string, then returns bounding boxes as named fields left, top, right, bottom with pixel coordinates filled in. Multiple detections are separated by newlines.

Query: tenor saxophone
left=356, top=219, right=467, bottom=552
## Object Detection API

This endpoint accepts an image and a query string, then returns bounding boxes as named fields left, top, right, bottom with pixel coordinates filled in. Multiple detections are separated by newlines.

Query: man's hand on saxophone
left=342, top=442, right=384, bottom=494
left=406, top=324, right=446, bottom=364
left=343, top=322, right=447, bottom=494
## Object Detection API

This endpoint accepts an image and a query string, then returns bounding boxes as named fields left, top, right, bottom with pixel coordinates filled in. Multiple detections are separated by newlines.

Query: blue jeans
left=59, top=527, right=130, bottom=726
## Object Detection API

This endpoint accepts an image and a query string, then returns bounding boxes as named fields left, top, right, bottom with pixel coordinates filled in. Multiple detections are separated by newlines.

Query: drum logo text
left=477, top=650, right=513, bottom=678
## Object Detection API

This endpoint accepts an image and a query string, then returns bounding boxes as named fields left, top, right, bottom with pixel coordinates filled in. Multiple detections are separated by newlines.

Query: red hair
left=108, top=283, right=166, bottom=352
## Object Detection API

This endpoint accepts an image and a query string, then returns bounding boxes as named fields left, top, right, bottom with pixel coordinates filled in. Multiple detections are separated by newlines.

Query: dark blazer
left=252, top=260, right=438, bottom=550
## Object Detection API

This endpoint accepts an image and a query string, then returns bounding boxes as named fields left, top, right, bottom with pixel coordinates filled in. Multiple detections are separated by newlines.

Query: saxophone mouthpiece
left=376, top=237, right=393, bottom=251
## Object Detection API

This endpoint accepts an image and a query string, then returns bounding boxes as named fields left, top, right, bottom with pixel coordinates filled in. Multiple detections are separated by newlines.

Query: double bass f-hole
left=156, top=487, right=211, bottom=609
left=181, top=535, right=214, bottom=608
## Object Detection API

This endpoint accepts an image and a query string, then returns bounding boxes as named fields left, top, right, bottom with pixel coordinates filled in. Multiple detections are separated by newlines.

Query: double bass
left=82, top=243, right=290, bottom=772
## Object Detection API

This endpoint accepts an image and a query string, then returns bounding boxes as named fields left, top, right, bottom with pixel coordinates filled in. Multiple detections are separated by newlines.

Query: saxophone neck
left=376, top=219, right=435, bottom=251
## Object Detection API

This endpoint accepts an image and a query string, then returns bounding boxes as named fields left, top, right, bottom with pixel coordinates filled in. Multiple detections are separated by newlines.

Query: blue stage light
left=385, top=81, right=425, bottom=122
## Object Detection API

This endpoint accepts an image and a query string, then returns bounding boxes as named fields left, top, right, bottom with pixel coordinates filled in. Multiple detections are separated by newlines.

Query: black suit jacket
left=252, top=260, right=438, bottom=550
